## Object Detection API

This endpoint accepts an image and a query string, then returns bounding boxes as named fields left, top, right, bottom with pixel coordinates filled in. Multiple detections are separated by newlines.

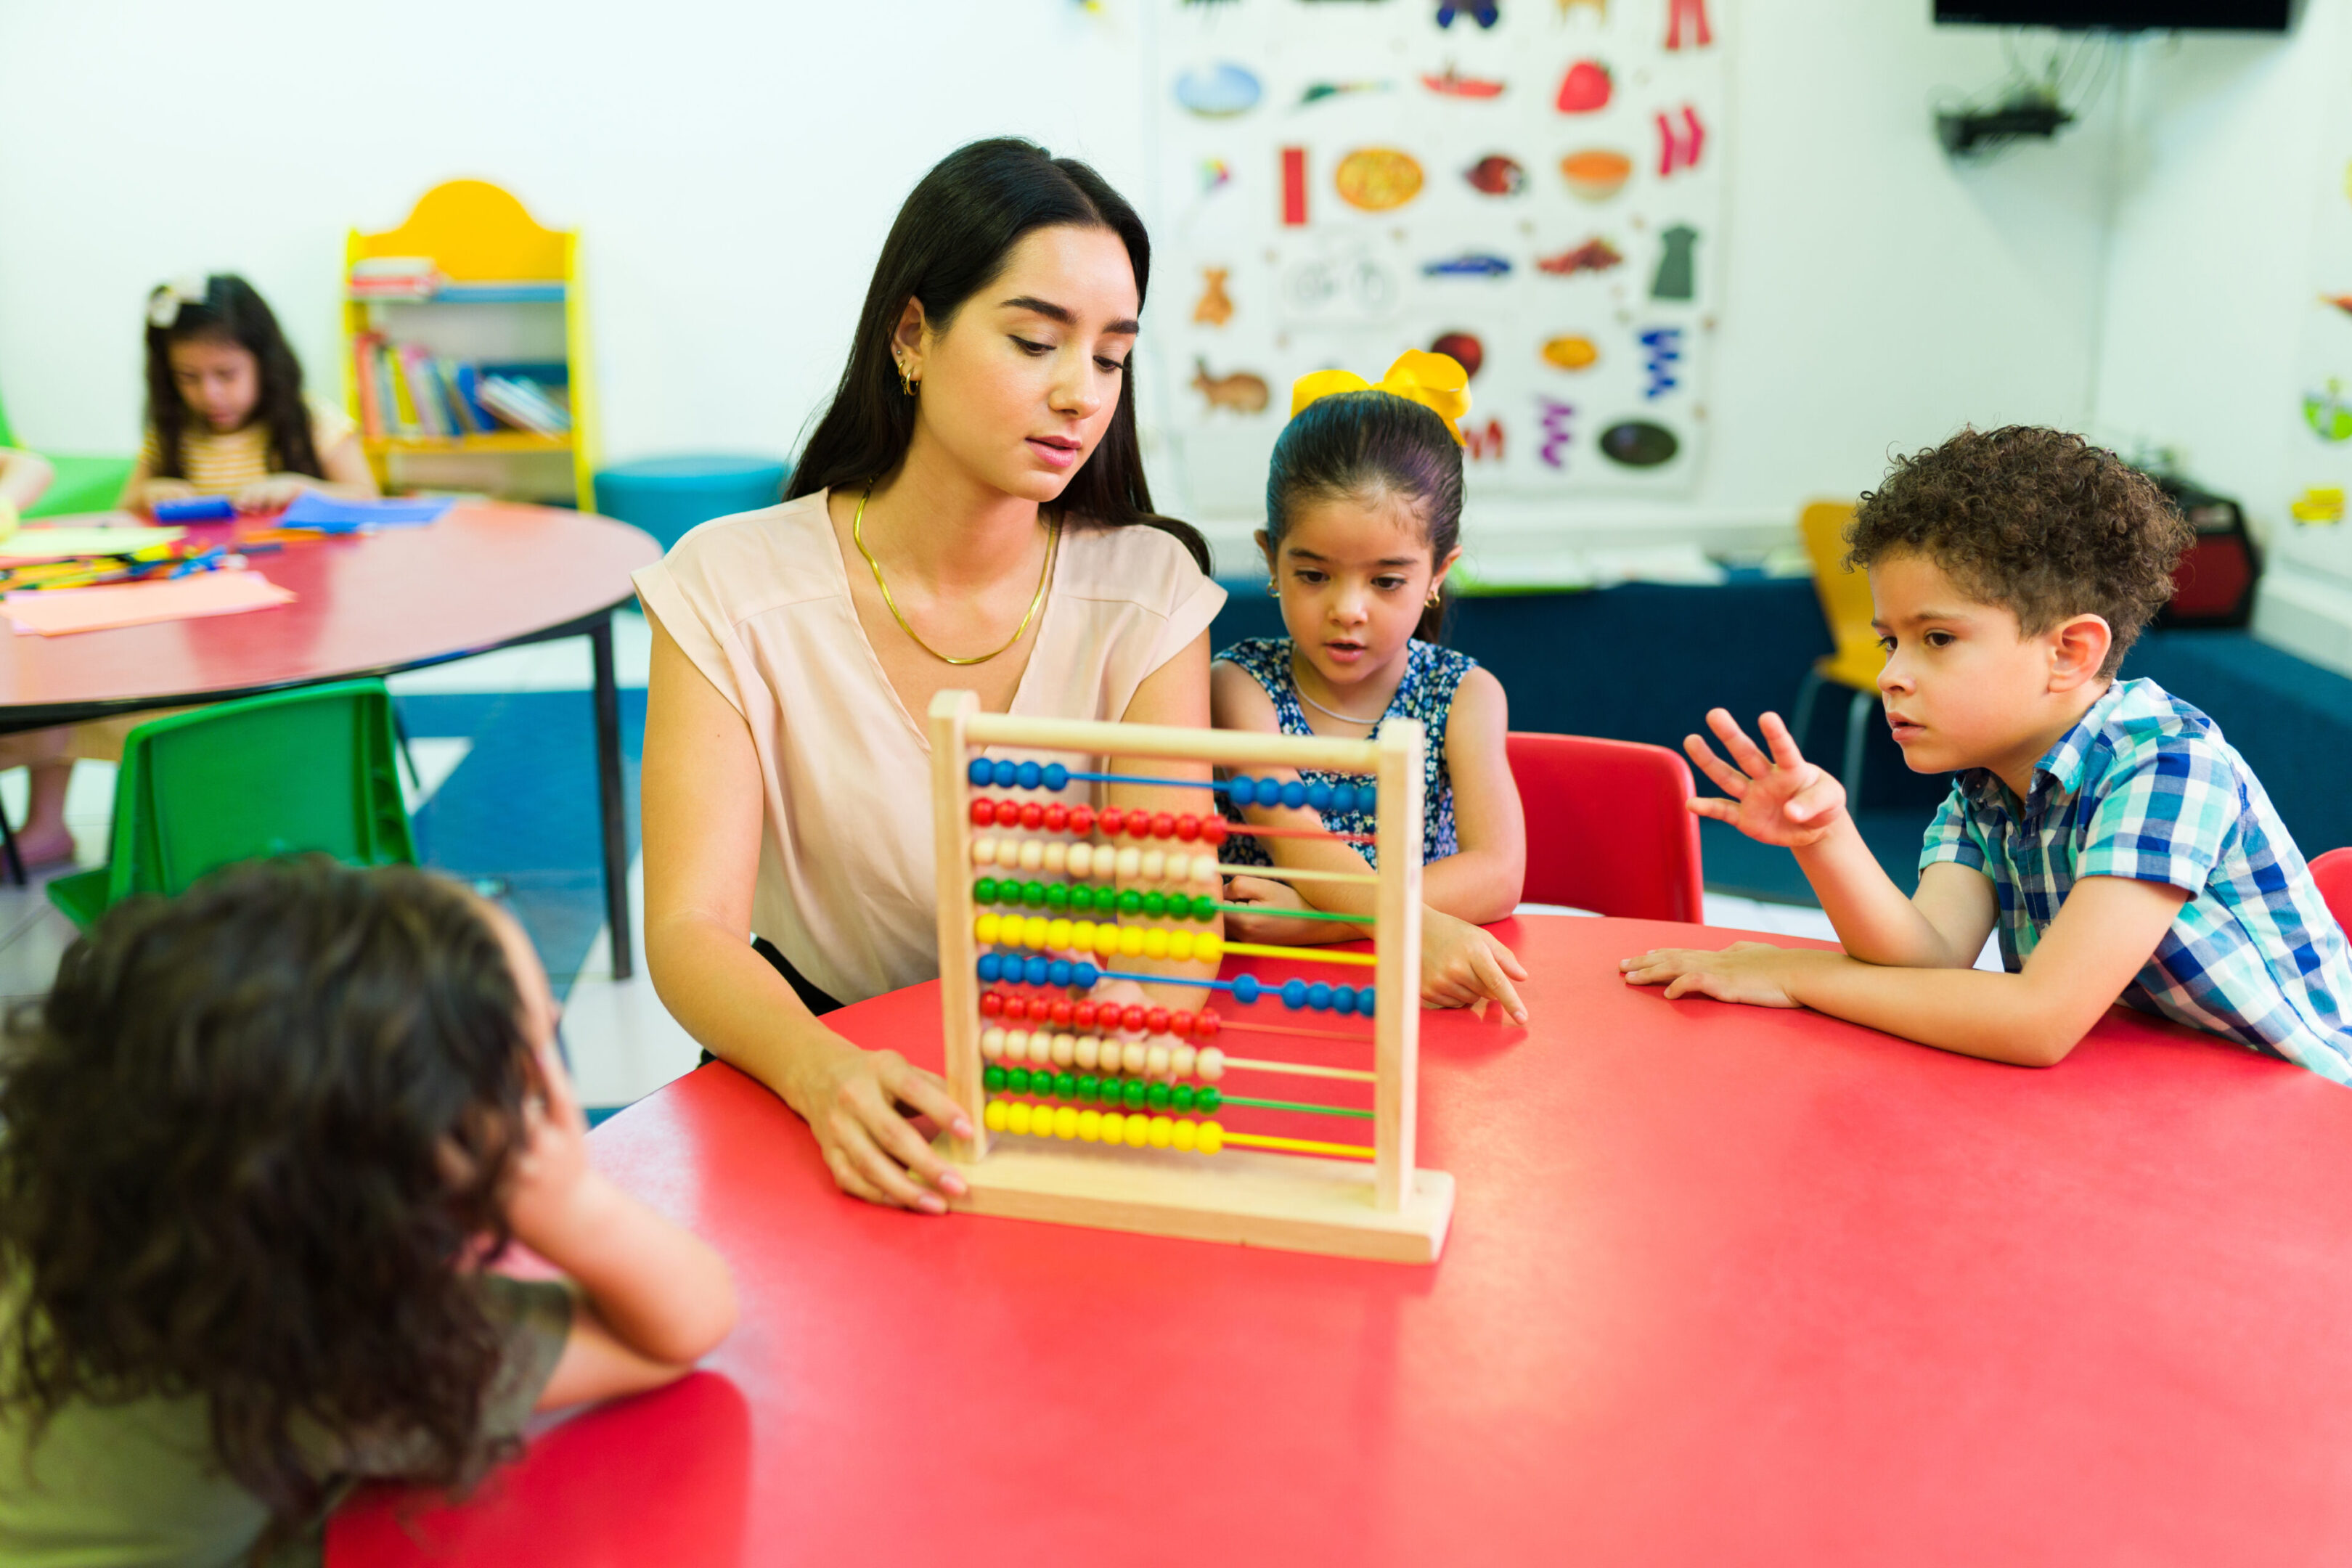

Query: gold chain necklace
left=852, top=484, right=1060, bottom=667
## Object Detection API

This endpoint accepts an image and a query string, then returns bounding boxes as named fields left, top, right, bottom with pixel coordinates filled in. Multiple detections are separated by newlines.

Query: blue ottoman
left=594, top=455, right=789, bottom=552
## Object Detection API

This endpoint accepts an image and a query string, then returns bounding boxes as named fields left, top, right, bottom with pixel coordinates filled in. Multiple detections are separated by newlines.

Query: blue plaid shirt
left=1921, top=677, right=2352, bottom=1084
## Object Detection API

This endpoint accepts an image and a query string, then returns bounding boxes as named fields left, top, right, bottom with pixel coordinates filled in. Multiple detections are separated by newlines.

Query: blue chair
left=593, top=455, right=788, bottom=552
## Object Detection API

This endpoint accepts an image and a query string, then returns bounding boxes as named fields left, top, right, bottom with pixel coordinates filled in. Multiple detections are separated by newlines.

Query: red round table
left=330, top=915, right=2352, bottom=1566
left=0, top=505, right=659, bottom=970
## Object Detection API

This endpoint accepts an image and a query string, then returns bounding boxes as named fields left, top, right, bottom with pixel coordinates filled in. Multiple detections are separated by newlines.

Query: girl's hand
left=503, top=1035, right=598, bottom=1254
left=131, top=478, right=196, bottom=515
left=1221, top=874, right=1337, bottom=946
left=234, top=474, right=314, bottom=513
left=1422, top=910, right=1530, bottom=1022
left=791, top=1038, right=973, bottom=1214
left=1619, top=940, right=1827, bottom=1008
left=1683, top=709, right=1848, bottom=849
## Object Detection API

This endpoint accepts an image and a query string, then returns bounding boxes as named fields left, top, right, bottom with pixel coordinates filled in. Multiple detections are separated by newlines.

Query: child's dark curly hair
left=1846, top=426, right=2192, bottom=677
left=0, top=857, right=534, bottom=1548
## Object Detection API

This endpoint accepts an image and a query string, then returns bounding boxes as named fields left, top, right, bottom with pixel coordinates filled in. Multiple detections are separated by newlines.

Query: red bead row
left=977, top=988, right=1223, bottom=1040
left=966, top=797, right=1230, bottom=845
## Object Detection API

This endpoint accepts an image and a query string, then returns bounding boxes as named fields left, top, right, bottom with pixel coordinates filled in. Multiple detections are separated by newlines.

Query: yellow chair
left=1788, top=499, right=1882, bottom=799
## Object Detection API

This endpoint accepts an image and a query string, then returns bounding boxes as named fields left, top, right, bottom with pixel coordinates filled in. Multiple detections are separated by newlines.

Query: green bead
left=1069, top=885, right=1095, bottom=914
left=1146, top=1082, right=1172, bottom=1110
left=1045, top=883, right=1069, bottom=911
left=974, top=877, right=997, bottom=905
left=1142, top=891, right=1167, bottom=917
left=1123, top=1079, right=1148, bottom=1110
left=1198, top=1086, right=1222, bottom=1114
left=1054, top=1071, right=1077, bottom=1098
left=1077, top=1073, right=1100, bottom=1101
left=1192, top=895, right=1217, bottom=921
left=1023, top=881, right=1048, bottom=910
left=1117, top=889, right=1144, bottom=915
left=1173, top=1085, right=1196, bottom=1112
left=984, top=1065, right=1006, bottom=1092
left=1009, top=1067, right=1032, bottom=1093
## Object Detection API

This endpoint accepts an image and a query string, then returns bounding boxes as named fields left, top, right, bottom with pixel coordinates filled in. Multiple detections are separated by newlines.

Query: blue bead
left=992, top=759, right=1018, bottom=788
left=1022, top=956, right=1050, bottom=986
left=1231, top=974, right=1260, bottom=1005
left=1072, top=963, right=1100, bottom=989
left=1043, top=763, right=1069, bottom=791
left=1016, top=760, right=1042, bottom=790
left=968, top=758, right=992, bottom=786
left=1328, top=784, right=1355, bottom=814
left=1281, top=978, right=1307, bottom=1009
left=1227, top=775, right=1254, bottom=807
left=977, top=954, right=1002, bottom=982
left=1306, top=781, right=1333, bottom=812
left=1357, top=985, right=1377, bottom=1016
left=1333, top=984, right=1357, bottom=1016
left=1307, top=982, right=1333, bottom=1010
left=1279, top=780, right=1308, bottom=809
left=1048, top=959, right=1073, bottom=987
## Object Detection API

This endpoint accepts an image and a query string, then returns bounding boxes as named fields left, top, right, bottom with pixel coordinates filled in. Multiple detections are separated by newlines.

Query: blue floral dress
left=1217, top=636, right=1477, bottom=869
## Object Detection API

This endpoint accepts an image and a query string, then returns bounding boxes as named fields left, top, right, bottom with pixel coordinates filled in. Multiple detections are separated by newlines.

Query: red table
left=332, top=915, right=2352, bottom=1566
left=0, top=505, right=659, bottom=969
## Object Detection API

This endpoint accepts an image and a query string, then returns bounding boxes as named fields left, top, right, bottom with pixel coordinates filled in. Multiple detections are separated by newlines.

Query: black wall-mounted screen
left=1935, top=0, right=2289, bottom=27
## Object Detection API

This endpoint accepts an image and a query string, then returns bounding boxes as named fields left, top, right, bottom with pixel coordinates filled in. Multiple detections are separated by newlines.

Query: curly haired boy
left=1622, top=426, right=2352, bottom=1082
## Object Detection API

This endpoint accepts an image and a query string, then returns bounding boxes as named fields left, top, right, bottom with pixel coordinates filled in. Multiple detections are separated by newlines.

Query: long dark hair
left=788, top=138, right=1209, bottom=573
left=144, top=274, right=323, bottom=480
left=0, top=857, right=533, bottom=1548
left=1265, top=389, right=1465, bottom=641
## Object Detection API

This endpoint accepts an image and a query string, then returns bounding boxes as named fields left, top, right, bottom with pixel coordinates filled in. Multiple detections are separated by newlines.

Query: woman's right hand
left=791, top=1037, right=974, bottom=1214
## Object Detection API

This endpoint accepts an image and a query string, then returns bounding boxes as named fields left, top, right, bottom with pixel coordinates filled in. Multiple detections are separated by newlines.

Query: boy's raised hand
left=1685, top=709, right=1847, bottom=848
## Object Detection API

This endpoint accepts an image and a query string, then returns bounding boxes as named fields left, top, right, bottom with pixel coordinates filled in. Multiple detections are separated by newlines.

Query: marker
left=168, top=545, right=226, bottom=579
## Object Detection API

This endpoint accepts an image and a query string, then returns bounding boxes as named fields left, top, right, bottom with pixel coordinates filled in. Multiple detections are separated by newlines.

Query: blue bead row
left=968, top=758, right=1074, bottom=792
left=976, top=953, right=1103, bottom=989
left=964, top=756, right=1373, bottom=819
left=974, top=957, right=1376, bottom=1016
left=1228, top=973, right=1376, bottom=1015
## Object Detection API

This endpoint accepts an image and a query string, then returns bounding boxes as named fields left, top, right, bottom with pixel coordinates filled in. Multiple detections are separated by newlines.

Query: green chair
left=49, top=680, right=417, bottom=928
left=0, top=383, right=136, bottom=519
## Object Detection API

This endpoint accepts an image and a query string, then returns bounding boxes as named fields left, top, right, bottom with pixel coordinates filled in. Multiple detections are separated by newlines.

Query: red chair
left=2309, top=847, right=2352, bottom=932
left=1506, top=731, right=1705, bottom=923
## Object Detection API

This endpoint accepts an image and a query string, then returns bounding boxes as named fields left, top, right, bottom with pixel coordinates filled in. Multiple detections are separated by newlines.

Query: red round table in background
left=0, top=505, right=659, bottom=969
left=331, top=915, right=2352, bottom=1567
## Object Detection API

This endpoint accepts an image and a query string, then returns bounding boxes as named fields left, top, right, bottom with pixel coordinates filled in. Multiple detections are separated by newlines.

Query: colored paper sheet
left=0, top=526, right=185, bottom=563
left=6, top=571, right=295, bottom=637
left=279, top=493, right=454, bottom=529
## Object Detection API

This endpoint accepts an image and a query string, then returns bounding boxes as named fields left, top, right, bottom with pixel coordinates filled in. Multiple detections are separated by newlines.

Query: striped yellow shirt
left=138, top=398, right=355, bottom=497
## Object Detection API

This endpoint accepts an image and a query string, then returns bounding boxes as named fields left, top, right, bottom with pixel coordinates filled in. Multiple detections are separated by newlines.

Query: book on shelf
left=475, top=375, right=573, bottom=436
left=353, top=337, right=569, bottom=442
left=348, top=256, right=443, bottom=299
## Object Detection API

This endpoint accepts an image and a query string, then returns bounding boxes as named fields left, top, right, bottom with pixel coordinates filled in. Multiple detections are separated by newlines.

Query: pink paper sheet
left=5, top=571, right=296, bottom=637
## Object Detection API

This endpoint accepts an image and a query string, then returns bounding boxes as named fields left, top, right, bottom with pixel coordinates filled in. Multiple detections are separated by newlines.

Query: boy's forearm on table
left=1780, top=956, right=2085, bottom=1067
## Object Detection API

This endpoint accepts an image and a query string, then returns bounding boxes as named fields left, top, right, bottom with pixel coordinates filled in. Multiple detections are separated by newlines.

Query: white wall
left=0, top=0, right=2157, bottom=571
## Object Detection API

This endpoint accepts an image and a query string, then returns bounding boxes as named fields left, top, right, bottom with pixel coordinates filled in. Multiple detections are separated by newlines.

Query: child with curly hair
left=1622, top=426, right=2352, bottom=1082
left=0, top=858, right=735, bottom=1561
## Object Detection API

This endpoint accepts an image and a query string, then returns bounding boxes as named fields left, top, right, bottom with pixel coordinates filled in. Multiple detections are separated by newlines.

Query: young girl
left=120, top=274, right=379, bottom=516
left=0, top=857, right=735, bottom=1561
left=1212, top=351, right=1530, bottom=1021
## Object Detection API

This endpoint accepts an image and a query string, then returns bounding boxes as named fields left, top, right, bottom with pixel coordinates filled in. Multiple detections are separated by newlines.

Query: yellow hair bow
left=1289, top=350, right=1472, bottom=447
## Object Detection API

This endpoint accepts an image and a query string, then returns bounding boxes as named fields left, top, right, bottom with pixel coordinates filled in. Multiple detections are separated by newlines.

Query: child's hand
left=132, top=478, right=196, bottom=516
left=234, top=475, right=314, bottom=513
left=503, top=1035, right=600, bottom=1252
left=1618, top=940, right=1837, bottom=1008
left=1422, top=910, right=1529, bottom=1022
left=1684, top=709, right=1849, bottom=848
left=1222, top=874, right=1341, bottom=946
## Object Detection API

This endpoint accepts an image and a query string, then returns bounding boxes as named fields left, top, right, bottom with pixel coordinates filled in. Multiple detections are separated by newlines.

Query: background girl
left=119, top=273, right=377, bottom=516
left=0, top=857, right=735, bottom=1560
left=1213, top=354, right=1530, bottom=1021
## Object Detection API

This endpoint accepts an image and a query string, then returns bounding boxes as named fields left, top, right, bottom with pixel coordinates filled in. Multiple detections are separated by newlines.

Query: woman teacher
left=635, top=140, right=1224, bottom=1214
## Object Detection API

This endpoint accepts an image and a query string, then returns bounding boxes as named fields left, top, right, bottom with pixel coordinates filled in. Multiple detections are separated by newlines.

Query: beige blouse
left=634, top=489, right=1225, bottom=1005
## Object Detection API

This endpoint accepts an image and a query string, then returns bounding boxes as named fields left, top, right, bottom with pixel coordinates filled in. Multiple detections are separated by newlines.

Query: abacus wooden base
left=936, top=1136, right=1455, bottom=1263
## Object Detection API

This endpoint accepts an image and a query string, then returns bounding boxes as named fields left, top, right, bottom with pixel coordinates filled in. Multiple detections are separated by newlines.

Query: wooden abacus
left=929, top=690, right=1455, bottom=1263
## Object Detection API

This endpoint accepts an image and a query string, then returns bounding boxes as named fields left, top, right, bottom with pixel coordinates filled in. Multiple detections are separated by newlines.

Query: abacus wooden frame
left=928, top=690, right=1455, bottom=1263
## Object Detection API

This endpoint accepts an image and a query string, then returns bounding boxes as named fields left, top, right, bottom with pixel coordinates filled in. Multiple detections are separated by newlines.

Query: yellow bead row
left=983, top=1097, right=1225, bottom=1153
left=973, top=912, right=1224, bottom=966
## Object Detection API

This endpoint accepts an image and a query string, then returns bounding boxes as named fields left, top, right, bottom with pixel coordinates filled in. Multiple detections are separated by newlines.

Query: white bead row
left=979, top=1029, right=1228, bottom=1082
left=969, top=835, right=1219, bottom=886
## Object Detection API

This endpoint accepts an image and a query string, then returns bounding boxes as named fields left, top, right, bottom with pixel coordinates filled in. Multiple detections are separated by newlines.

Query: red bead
left=1098, top=807, right=1125, bottom=836
left=1068, top=804, right=1095, bottom=836
left=1019, top=802, right=1045, bottom=830
left=1151, top=812, right=1177, bottom=839
left=1170, top=1009, right=1195, bottom=1039
left=1043, top=804, right=1069, bottom=832
left=1121, top=1005, right=1147, bottom=1033
left=1003, top=996, right=1029, bottom=1022
left=971, top=799, right=997, bottom=827
left=1073, top=1003, right=1099, bottom=1031
left=1195, top=1008, right=1222, bottom=1040
left=1128, top=814, right=1156, bottom=841
left=1200, top=817, right=1229, bottom=847
left=1175, top=814, right=1201, bottom=842
left=1049, top=1000, right=1074, bottom=1027
left=1145, top=1007, right=1170, bottom=1035
left=979, top=991, right=1004, bottom=1018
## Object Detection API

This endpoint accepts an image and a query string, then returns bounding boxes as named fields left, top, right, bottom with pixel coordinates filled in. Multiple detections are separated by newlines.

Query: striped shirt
left=138, top=398, right=355, bottom=497
left=1921, top=677, right=2352, bottom=1083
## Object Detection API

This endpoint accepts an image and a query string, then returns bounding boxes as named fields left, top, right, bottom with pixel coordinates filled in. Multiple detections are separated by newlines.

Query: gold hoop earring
left=896, top=357, right=916, bottom=397
left=1426, top=586, right=1444, bottom=608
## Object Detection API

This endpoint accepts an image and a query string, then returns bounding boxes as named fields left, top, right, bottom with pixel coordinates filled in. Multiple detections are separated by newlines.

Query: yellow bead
left=1018, top=839, right=1045, bottom=871
left=1007, top=1102, right=1034, bottom=1135
left=984, top=1099, right=1008, bottom=1132
left=1094, top=924, right=1122, bottom=957
left=1118, top=927, right=1146, bottom=958
left=1142, top=928, right=1170, bottom=960
left=1148, top=1115, right=1174, bottom=1149
left=975, top=912, right=1001, bottom=944
left=1077, top=1108, right=1103, bottom=1141
left=971, top=837, right=999, bottom=867
left=1167, top=931, right=1196, bottom=963
left=1124, top=1114, right=1151, bottom=1148
left=1023, top=916, right=1050, bottom=950
left=1199, top=1120, right=1225, bottom=1155
left=1140, top=849, right=1166, bottom=881
left=1054, top=1106, right=1081, bottom=1140
left=1101, top=1112, right=1124, bottom=1143
left=1195, top=934, right=1223, bottom=965
left=1070, top=920, right=1095, bottom=951
left=1045, top=918, right=1073, bottom=950
left=1172, top=1119, right=1199, bottom=1152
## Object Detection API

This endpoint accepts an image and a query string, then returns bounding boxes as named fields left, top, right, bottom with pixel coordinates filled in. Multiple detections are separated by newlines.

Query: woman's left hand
left=234, top=475, right=314, bottom=514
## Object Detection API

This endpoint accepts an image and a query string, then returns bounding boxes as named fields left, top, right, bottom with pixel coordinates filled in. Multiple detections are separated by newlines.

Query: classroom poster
left=1149, top=0, right=1730, bottom=517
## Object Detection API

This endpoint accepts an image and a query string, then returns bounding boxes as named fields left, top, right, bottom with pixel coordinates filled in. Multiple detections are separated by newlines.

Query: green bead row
left=973, top=878, right=1220, bottom=922
left=984, top=1063, right=1223, bottom=1114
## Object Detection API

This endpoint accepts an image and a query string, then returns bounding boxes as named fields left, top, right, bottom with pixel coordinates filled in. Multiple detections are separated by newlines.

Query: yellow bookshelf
left=341, top=179, right=600, bottom=507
